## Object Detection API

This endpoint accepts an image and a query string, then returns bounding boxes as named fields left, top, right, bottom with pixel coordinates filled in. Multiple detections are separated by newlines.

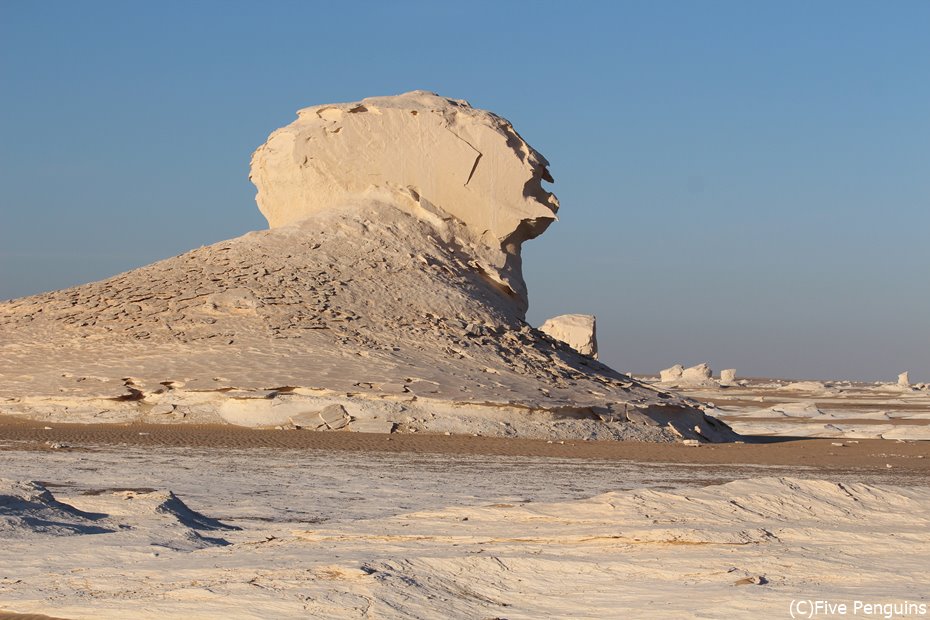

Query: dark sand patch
left=1, top=415, right=928, bottom=473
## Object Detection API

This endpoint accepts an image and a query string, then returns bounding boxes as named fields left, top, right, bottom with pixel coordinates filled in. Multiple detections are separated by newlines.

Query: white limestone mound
left=719, top=368, right=737, bottom=385
left=659, top=364, right=684, bottom=383
left=682, top=363, right=713, bottom=383
left=659, top=364, right=685, bottom=383
left=538, top=314, right=597, bottom=358
left=0, top=91, right=736, bottom=443
left=777, top=380, right=839, bottom=394
left=898, top=371, right=911, bottom=388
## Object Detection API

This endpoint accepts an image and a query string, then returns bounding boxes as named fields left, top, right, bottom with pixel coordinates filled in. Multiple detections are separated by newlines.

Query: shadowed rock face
left=250, top=91, right=558, bottom=317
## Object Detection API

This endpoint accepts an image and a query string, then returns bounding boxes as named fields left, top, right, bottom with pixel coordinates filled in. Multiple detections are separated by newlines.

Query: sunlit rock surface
left=539, top=314, right=597, bottom=358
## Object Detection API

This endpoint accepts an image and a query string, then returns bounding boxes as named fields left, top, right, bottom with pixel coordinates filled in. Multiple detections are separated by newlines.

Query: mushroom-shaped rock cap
left=250, top=91, right=559, bottom=316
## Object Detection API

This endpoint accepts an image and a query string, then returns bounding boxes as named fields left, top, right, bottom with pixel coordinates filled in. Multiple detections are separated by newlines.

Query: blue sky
left=1, top=1, right=928, bottom=381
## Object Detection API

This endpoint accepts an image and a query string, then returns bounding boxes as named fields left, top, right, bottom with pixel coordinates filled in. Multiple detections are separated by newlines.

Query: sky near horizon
left=1, top=1, right=928, bottom=382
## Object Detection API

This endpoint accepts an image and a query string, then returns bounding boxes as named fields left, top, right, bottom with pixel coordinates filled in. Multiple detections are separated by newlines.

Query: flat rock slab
left=349, top=419, right=396, bottom=434
left=318, top=404, right=350, bottom=430
left=288, top=404, right=351, bottom=430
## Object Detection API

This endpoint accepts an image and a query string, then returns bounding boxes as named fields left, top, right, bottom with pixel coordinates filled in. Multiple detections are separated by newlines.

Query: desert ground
left=1, top=406, right=929, bottom=619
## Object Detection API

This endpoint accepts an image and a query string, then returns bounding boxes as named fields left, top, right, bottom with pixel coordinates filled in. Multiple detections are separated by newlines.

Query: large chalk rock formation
left=0, top=92, right=735, bottom=442
left=250, top=91, right=558, bottom=316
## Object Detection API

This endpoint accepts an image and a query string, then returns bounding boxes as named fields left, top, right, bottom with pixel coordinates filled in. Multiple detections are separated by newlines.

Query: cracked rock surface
left=250, top=90, right=558, bottom=315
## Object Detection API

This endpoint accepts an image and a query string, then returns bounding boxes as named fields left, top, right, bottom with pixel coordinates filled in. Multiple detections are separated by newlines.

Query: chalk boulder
left=659, top=363, right=716, bottom=386
left=538, top=314, right=598, bottom=358
left=898, top=372, right=911, bottom=388
left=720, top=368, right=737, bottom=385
left=682, top=363, right=713, bottom=384
left=250, top=91, right=559, bottom=316
left=660, top=365, right=684, bottom=383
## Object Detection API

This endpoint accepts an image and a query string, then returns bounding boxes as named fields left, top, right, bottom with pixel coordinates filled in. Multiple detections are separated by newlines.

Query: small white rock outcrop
left=659, top=363, right=716, bottom=386
left=660, top=364, right=684, bottom=383
left=682, top=363, right=713, bottom=383
left=538, top=314, right=597, bottom=358
left=898, top=372, right=911, bottom=388
left=720, top=368, right=737, bottom=385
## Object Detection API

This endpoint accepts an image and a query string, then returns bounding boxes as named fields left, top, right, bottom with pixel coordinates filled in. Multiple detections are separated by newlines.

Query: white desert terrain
left=651, top=364, right=930, bottom=442
left=0, top=91, right=730, bottom=443
left=1, top=443, right=929, bottom=619
left=1, top=92, right=927, bottom=619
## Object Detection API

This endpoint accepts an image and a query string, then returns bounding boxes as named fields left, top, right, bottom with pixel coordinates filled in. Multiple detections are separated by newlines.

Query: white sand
left=1, top=444, right=927, bottom=619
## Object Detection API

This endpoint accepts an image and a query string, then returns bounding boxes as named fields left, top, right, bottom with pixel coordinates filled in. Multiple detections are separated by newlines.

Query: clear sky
left=1, top=1, right=928, bottom=382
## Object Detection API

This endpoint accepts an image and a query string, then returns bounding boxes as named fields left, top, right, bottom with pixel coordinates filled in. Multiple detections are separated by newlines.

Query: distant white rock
left=779, top=380, right=835, bottom=392
left=719, top=369, right=737, bottom=385
left=660, top=364, right=684, bottom=383
left=898, top=372, right=911, bottom=388
left=682, top=363, right=713, bottom=383
left=539, top=314, right=597, bottom=358
left=658, top=363, right=716, bottom=386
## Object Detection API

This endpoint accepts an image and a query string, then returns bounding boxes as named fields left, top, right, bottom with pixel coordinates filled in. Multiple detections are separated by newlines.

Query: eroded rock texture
left=250, top=91, right=558, bottom=316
